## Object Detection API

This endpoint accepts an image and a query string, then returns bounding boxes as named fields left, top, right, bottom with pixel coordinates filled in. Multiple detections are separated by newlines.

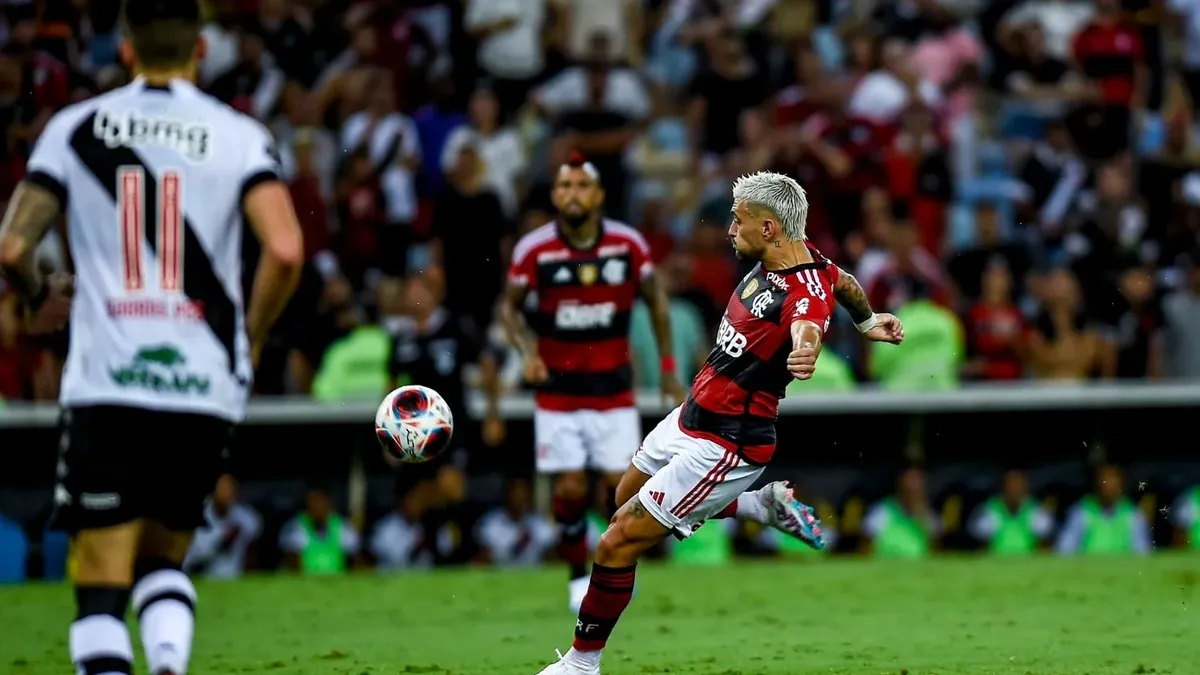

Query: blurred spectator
left=962, top=260, right=1026, bottom=381
left=465, top=0, right=547, bottom=121
left=785, top=349, right=857, bottom=394
left=847, top=37, right=941, bottom=125
left=998, top=0, right=1095, bottom=62
left=206, top=30, right=285, bottom=120
left=1027, top=267, right=1104, bottom=381
left=967, top=469, right=1054, bottom=555
left=1016, top=119, right=1087, bottom=234
left=862, top=468, right=942, bottom=558
left=536, top=32, right=650, bottom=220
left=442, top=85, right=527, bottom=218
left=1162, top=250, right=1200, bottom=378
left=865, top=218, right=952, bottom=312
left=883, top=104, right=953, bottom=253
left=1101, top=266, right=1163, bottom=379
left=310, top=274, right=388, bottom=401
left=869, top=280, right=964, bottom=390
left=339, top=71, right=422, bottom=275
left=370, top=480, right=437, bottom=570
left=1065, top=0, right=1144, bottom=161
left=948, top=202, right=1031, bottom=301
left=184, top=475, right=263, bottom=579
left=1170, top=483, right=1200, bottom=549
left=1056, top=464, right=1151, bottom=555
left=431, top=141, right=513, bottom=330
left=476, top=477, right=557, bottom=566
left=552, top=0, right=644, bottom=65
left=279, top=487, right=363, bottom=574
left=686, top=27, right=769, bottom=162
left=0, top=291, right=33, bottom=400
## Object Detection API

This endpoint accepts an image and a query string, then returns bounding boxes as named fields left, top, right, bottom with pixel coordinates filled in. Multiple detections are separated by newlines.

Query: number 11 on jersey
left=118, top=166, right=183, bottom=293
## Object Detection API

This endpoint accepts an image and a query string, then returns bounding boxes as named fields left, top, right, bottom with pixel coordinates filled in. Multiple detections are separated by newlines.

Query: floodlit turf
left=2, top=555, right=1198, bottom=674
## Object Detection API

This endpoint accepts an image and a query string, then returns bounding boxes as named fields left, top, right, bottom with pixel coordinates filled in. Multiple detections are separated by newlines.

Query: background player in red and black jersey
left=500, top=154, right=685, bottom=612
left=537, top=171, right=903, bottom=675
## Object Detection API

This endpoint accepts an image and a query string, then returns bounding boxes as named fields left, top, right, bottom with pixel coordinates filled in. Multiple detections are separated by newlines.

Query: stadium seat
left=0, top=516, right=29, bottom=583
left=42, top=530, right=69, bottom=581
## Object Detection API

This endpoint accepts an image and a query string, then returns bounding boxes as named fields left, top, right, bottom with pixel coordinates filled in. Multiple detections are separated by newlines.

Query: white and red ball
left=375, top=385, right=455, bottom=463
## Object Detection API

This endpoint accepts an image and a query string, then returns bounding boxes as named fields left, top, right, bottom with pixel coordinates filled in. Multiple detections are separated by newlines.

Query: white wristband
left=855, top=313, right=879, bottom=333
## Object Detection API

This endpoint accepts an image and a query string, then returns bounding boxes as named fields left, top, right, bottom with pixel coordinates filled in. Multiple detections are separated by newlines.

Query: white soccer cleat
left=568, top=576, right=589, bottom=614
left=535, top=649, right=601, bottom=675
left=760, top=480, right=826, bottom=550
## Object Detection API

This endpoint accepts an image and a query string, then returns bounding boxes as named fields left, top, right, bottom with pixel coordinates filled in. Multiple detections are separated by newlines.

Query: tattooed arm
left=833, top=266, right=904, bottom=344
left=0, top=181, right=62, bottom=305
left=832, top=266, right=875, bottom=325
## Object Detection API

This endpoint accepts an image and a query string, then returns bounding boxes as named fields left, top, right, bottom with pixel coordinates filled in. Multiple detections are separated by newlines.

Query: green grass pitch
left=2, top=555, right=1198, bottom=674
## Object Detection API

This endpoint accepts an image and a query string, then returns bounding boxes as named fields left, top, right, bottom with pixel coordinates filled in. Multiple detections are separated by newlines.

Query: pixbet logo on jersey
left=555, top=301, right=617, bottom=330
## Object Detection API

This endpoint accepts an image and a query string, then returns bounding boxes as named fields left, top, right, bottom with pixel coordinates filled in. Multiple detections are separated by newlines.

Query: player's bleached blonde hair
left=731, top=171, right=809, bottom=241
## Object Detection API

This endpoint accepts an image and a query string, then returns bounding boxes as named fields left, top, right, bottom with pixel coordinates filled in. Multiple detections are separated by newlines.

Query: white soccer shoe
left=568, top=576, right=589, bottom=614
left=760, top=480, right=827, bottom=550
left=535, top=650, right=601, bottom=675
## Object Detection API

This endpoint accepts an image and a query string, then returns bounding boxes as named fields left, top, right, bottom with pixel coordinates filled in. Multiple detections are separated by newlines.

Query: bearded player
left=501, top=154, right=687, bottom=612
left=535, top=171, right=904, bottom=674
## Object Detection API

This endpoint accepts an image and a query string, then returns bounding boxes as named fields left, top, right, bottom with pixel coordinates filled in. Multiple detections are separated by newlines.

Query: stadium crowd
left=4, top=0, right=1200, bottom=402
left=3, top=0, right=1200, bottom=578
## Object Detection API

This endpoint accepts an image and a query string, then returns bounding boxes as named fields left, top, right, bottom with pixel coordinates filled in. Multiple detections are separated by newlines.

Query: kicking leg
left=132, top=522, right=197, bottom=675
left=713, top=481, right=826, bottom=549
left=72, top=522, right=141, bottom=675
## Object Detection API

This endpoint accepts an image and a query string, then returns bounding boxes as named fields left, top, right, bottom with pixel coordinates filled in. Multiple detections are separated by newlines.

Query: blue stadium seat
left=0, top=516, right=29, bottom=583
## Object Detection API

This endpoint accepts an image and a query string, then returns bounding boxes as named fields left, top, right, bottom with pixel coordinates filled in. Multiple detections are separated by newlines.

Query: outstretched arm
left=833, top=266, right=904, bottom=344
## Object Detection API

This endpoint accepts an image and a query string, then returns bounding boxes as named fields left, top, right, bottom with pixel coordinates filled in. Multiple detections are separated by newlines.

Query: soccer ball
left=375, top=385, right=455, bottom=464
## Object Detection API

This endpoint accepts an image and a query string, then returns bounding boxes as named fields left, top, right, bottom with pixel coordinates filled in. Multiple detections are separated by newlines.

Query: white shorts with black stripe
left=631, top=406, right=764, bottom=538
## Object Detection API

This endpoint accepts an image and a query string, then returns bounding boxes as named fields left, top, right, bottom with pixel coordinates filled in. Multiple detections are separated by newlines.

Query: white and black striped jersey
left=24, top=76, right=281, bottom=422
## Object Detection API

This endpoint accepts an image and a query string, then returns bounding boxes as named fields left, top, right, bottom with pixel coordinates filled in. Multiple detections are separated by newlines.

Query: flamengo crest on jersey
left=23, top=77, right=281, bottom=423
left=508, top=219, right=655, bottom=411
left=681, top=255, right=839, bottom=465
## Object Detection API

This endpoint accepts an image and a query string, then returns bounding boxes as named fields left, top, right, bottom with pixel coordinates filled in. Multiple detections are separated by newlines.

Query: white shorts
left=534, top=407, right=641, bottom=474
left=631, top=406, right=765, bottom=538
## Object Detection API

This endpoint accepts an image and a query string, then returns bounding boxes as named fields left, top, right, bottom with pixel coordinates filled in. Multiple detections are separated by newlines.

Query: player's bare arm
left=787, top=319, right=825, bottom=381
left=833, top=266, right=904, bottom=344
left=478, top=351, right=507, bottom=446
left=243, top=180, right=304, bottom=358
left=639, top=270, right=686, bottom=404
left=0, top=181, right=73, bottom=333
left=0, top=181, right=59, bottom=300
left=498, top=280, right=546, bottom=382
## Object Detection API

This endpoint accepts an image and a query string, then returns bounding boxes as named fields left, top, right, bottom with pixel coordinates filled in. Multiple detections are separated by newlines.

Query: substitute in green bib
left=1055, top=465, right=1151, bottom=555
left=279, top=487, right=363, bottom=574
left=1169, top=485, right=1200, bottom=550
left=862, top=468, right=942, bottom=558
left=967, top=470, right=1054, bottom=555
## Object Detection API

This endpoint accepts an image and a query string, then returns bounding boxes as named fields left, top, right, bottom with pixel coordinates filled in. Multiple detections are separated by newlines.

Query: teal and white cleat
left=762, top=480, right=826, bottom=550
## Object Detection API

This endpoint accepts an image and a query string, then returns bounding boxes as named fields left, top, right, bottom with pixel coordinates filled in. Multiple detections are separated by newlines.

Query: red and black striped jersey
left=508, top=219, right=654, bottom=411
left=680, top=248, right=839, bottom=464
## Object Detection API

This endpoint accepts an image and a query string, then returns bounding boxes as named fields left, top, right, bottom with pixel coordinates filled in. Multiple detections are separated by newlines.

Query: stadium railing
left=2, top=382, right=1198, bottom=553
left=4, top=381, right=1200, bottom=427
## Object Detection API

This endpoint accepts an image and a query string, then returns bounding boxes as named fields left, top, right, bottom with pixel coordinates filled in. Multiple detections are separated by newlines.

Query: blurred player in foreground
left=501, top=154, right=687, bottom=612
left=536, top=172, right=903, bottom=674
left=0, top=1, right=303, bottom=674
